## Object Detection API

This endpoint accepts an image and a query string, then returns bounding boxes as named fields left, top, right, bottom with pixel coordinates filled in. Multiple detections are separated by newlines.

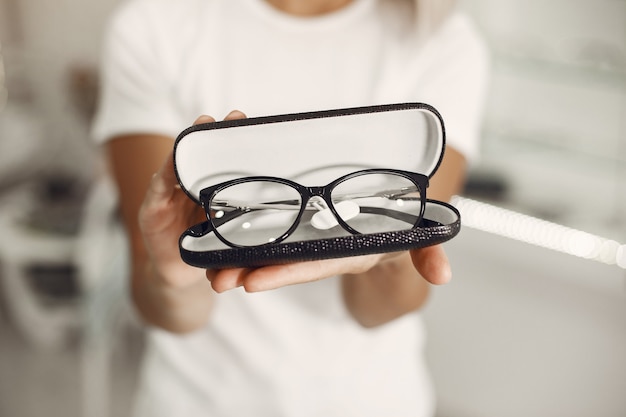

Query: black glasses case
left=174, top=103, right=460, bottom=268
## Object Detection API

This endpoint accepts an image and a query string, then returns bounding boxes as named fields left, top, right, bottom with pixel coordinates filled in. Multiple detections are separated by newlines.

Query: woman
left=92, top=0, right=489, bottom=415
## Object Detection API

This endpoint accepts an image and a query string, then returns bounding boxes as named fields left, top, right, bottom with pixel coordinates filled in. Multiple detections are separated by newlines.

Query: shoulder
left=408, top=12, right=491, bottom=162
left=428, top=12, right=489, bottom=65
left=409, top=11, right=490, bottom=89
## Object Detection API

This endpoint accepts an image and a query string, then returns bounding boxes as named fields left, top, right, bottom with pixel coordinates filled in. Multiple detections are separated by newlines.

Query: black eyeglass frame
left=198, top=168, right=429, bottom=249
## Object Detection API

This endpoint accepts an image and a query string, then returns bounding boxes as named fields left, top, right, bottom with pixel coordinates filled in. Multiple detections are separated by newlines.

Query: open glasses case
left=174, top=103, right=461, bottom=269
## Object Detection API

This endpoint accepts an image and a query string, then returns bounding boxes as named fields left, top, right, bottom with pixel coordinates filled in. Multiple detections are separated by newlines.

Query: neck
left=264, top=0, right=354, bottom=16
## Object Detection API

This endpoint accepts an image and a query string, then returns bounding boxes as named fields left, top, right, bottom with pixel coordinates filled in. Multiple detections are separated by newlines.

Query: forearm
left=341, top=253, right=429, bottom=328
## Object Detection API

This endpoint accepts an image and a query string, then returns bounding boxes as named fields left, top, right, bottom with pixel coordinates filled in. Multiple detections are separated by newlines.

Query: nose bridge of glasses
left=304, top=186, right=332, bottom=209
left=307, top=185, right=327, bottom=197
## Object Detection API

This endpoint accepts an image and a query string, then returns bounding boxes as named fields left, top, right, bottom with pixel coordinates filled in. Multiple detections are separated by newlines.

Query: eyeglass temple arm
left=207, top=199, right=299, bottom=227
left=209, top=204, right=436, bottom=228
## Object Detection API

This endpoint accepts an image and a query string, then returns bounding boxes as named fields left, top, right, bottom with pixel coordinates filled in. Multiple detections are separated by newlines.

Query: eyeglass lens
left=210, top=181, right=302, bottom=246
left=331, top=173, right=423, bottom=234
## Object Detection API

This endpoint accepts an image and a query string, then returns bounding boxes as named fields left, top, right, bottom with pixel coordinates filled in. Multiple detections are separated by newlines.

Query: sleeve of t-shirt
left=412, top=13, right=491, bottom=163
left=91, top=0, right=186, bottom=144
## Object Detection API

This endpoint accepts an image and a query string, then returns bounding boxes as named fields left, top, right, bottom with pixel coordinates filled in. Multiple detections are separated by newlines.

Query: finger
left=239, top=263, right=320, bottom=292
left=207, top=268, right=249, bottom=293
left=409, top=245, right=451, bottom=285
left=194, top=115, right=216, bottom=125
left=241, top=255, right=377, bottom=292
left=224, top=110, right=247, bottom=120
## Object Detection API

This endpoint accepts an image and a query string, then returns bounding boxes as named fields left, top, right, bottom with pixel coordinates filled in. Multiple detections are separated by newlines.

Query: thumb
left=409, top=245, right=452, bottom=285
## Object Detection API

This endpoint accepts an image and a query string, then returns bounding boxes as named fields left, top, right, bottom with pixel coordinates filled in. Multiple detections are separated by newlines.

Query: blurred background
left=0, top=1, right=624, bottom=417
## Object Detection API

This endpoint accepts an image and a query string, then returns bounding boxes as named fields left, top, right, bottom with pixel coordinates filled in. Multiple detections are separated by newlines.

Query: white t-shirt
left=93, top=0, right=489, bottom=416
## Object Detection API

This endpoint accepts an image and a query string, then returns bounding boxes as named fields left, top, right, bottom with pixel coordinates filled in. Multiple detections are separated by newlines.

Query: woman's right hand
left=125, top=112, right=246, bottom=332
left=139, top=112, right=247, bottom=289
left=137, top=131, right=208, bottom=290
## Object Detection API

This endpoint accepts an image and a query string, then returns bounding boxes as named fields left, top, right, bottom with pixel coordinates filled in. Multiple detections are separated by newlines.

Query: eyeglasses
left=198, top=168, right=429, bottom=248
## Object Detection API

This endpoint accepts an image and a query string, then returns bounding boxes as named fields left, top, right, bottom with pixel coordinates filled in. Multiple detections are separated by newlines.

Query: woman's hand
left=138, top=147, right=206, bottom=289
left=207, top=245, right=450, bottom=293
left=138, top=112, right=249, bottom=289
